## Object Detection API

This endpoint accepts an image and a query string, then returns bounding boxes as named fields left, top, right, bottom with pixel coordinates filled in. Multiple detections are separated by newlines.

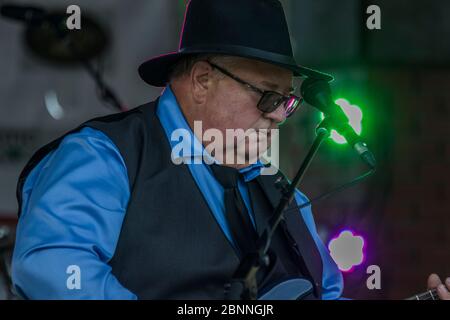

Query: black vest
left=16, top=100, right=323, bottom=299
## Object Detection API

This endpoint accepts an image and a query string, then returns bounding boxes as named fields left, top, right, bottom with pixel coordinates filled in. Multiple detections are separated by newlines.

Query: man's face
left=204, top=57, right=293, bottom=131
left=201, top=57, right=294, bottom=165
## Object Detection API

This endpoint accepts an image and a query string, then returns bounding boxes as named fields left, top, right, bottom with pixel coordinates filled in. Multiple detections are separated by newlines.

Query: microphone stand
left=225, top=119, right=332, bottom=300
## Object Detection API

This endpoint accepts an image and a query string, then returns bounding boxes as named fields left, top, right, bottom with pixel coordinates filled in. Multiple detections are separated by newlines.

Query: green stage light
left=320, top=98, right=363, bottom=144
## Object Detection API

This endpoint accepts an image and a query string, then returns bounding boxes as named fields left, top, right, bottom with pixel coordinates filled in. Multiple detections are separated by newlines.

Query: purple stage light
left=328, top=230, right=365, bottom=272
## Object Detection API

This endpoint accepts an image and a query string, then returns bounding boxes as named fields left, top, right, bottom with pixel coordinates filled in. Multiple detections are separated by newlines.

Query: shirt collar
left=156, top=85, right=264, bottom=182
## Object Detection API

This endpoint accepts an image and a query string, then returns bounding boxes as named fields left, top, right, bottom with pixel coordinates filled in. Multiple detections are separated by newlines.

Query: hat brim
left=138, top=49, right=333, bottom=87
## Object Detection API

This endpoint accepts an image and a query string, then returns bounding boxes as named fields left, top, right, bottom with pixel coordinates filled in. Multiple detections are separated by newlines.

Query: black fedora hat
left=139, top=0, right=333, bottom=87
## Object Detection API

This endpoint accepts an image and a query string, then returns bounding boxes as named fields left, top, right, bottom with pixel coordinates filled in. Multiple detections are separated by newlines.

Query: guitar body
left=257, top=279, right=440, bottom=300
left=258, top=278, right=313, bottom=300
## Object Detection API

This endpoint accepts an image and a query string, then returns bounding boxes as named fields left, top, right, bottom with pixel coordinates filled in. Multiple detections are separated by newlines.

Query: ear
left=190, top=61, right=214, bottom=104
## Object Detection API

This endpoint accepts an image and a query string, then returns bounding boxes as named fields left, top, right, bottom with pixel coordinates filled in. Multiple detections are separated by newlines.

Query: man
left=11, top=0, right=449, bottom=300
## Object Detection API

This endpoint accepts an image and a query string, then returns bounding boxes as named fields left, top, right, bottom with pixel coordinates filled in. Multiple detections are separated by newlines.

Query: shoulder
left=29, top=126, right=129, bottom=188
left=19, top=126, right=131, bottom=217
left=82, top=100, right=157, bottom=135
left=16, top=100, right=159, bottom=216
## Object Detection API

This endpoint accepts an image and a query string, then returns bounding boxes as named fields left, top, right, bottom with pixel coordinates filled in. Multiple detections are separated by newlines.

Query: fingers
left=437, top=279, right=450, bottom=300
left=427, top=273, right=442, bottom=290
left=427, top=274, right=450, bottom=300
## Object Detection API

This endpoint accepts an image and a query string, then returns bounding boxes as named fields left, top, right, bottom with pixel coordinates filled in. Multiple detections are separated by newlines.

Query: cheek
left=227, top=94, right=262, bottom=127
left=207, top=89, right=262, bottom=129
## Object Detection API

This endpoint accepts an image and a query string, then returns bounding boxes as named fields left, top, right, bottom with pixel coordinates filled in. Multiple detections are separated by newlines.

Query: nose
left=263, top=104, right=286, bottom=124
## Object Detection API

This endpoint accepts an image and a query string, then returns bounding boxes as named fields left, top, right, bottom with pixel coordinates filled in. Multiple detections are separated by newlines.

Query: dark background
left=0, top=0, right=448, bottom=299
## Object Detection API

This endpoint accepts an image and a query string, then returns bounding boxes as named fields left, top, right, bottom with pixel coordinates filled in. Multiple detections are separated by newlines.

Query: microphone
left=301, top=78, right=376, bottom=169
left=0, top=4, right=46, bottom=24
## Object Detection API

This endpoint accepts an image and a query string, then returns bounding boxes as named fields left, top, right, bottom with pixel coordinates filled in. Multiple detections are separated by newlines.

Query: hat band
left=179, top=44, right=297, bottom=66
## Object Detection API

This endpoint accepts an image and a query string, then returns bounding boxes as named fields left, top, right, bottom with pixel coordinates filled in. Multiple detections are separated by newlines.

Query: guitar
left=405, top=289, right=440, bottom=300
left=258, top=278, right=313, bottom=300
left=258, top=279, right=441, bottom=300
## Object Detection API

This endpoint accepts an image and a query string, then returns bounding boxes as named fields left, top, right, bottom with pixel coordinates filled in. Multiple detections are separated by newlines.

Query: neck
left=406, top=288, right=439, bottom=300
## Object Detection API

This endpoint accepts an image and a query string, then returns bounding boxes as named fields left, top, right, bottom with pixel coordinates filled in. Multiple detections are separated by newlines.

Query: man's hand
left=427, top=273, right=450, bottom=300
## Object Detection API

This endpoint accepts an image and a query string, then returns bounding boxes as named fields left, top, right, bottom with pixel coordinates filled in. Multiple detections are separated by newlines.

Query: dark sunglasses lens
left=258, top=92, right=285, bottom=113
left=258, top=93, right=301, bottom=118
left=284, top=96, right=301, bottom=117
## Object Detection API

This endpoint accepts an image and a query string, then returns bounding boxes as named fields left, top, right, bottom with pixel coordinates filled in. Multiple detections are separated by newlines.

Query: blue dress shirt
left=12, top=86, right=343, bottom=300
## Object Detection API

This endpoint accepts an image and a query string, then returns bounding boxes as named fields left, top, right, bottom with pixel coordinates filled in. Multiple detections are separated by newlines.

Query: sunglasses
left=206, top=61, right=303, bottom=118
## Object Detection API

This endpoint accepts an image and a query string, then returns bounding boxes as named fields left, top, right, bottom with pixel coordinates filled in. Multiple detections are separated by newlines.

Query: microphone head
left=300, top=78, right=334, bottom=114
left=301, top=78, right=349, bottom=124
left=301, top=78, right=376, bottom=168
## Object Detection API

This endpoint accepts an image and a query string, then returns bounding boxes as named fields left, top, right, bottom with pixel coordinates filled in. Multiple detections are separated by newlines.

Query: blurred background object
left=0, top=224, right=14, bottom=299
left=0, top=0, right=448, bottom=299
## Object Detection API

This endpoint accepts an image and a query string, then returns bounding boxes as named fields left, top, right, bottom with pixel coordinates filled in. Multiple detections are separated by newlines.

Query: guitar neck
left=405, top=288, right=440, bottom=300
